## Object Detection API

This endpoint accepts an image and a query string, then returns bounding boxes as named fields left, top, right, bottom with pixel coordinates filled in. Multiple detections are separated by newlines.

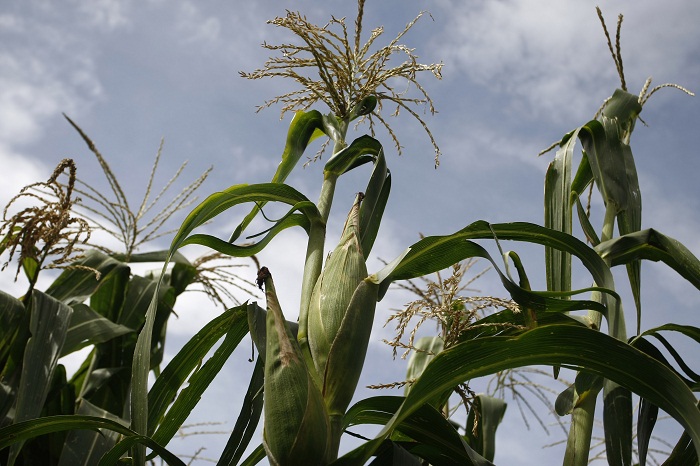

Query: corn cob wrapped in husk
left=307, top=194, right=378, bottom=419
left=258, top=267, right=331, bottom=465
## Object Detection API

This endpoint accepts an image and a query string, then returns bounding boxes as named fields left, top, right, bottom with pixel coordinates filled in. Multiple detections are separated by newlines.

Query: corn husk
left=260, top=268, right=330, bottom=465
left=307, top=194, right=377, bottom=416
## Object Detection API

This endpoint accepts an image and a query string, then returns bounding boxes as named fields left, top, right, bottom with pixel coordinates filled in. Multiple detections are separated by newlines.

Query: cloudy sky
left=2, top=0, right=699, bottom=464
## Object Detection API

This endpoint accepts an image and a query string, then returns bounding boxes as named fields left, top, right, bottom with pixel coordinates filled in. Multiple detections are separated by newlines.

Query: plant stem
left=297, top=120, right=347, bottom=383
left=564, top=201, right=629, bottom=466
left=563, top=387, right=599, bottom=466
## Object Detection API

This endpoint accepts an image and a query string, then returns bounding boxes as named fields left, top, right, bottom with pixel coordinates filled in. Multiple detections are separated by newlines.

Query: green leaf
left=110, top=250, right=191, bottom=265
left=404, top=337, right=447, bottom=408
left=46, top=250, right=126, bottom=305
left=7, top=290, right=73, bottom=465
left=373, top=220, right=628, bottom=339
left=61, top=304, right=133, bottom=357
left=229, top=110, right=325, bottom=242
left=147, top=305, right=247, bottom=434
left=464, top=395, right=507, bottom=462
left=0, top=414, right=134, bottom=450
left=149, top=306, right=249, bottom=447
left=174, top=183, right=322, bottom=254
left=0, top=290, right=26, bottom=377
left=631, top=338, right=666, bottom=466
left=239, top=444, right=266, bottom=466
left=603, top=382, right=633, bottom=466
left=359, top=149, right=391, bottom=258
left=663, top=430, right=699, bottom=466
left=544, top=128, right=576, bottom=294
left=88, top=263, right=130, bottom=323
left=217, top=356, right=264, bottom=466
left=98, top=434, right=186, bottom=466
left=596, top=228, right=700, bottom=291
left=579, top=99, right=643, bottom=329
left=57, top=399, right=126, bottom=466
left=334, top=325, right=700, bottom=465
left=324, top=135, right=382, bottom=176
left=341, top=396, right=494, bottom=466
left=182, top=211, right=310, bottom=258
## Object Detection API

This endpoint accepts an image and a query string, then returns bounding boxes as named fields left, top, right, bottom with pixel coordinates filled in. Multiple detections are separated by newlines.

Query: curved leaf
left=61, top=303, right=133, bottom=357
left=46, top=250, right=126, bottom=305
left=373, top=220, right=627, bottom=339
left=0, top=414, right=134, bottom=449
left=230, top=110, right=325, bottom=242
left=324, top=134, right=382, bottom=176
left=98, top=434, right=186, bottom=466
left=596, top=228, right=700, bottom=291
left=335, top=324, right=700, bottom=465
left=174, top=183, right=322, bottom=254
left=342, top=396, right=493, bottom=466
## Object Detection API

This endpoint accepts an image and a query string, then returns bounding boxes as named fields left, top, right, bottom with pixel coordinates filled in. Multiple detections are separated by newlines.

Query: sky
left=1, top=0, right=699, bottom=464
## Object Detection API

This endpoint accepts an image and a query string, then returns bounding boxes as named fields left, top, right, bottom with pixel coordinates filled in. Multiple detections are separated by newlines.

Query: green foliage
left=1, top=2, right=698, bottom=466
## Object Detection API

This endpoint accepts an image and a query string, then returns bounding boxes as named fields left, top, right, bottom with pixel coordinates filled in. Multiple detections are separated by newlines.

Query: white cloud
left=175, top=2, right=221, bottom=45
left=0, top=11, right=103, bottom=147
left=435, top=0, right=700, bottom=121
left=72, top=0, right=132, bottom=30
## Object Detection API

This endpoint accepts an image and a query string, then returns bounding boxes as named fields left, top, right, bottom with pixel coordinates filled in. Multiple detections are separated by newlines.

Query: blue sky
left=2, top=0, right=699, bottom=464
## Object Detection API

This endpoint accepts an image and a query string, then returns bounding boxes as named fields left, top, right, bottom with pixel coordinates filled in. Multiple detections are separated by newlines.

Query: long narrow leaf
left=342, top=396, right=494, bottom=466
left=545, top=128, right=576, bottom=294
left=147, top=305, right=247, bottom=433
left=230, top=110, right=325, bottom=242
left=335, top=324, right=700, bottom=465
left=7, top=291, right=73, bottom=465
left=217, top=356, right=264, bottom=466
left=149, top=306, right=249, bottom=446
left=596, top=228, right=700, bottom=291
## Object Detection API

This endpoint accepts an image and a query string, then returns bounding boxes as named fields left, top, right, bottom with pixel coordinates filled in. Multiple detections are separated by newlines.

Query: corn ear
left=258, top=267, right=331, bottom=465
left=322, top=277, right=378, bottom=416
left=307, top=194, right=368, bottom=380
left=307, top=194, right=379, bottom=421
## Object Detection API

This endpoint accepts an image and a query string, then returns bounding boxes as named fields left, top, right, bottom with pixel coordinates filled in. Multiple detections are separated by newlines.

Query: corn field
left=1, top=2, right=699, bottom=465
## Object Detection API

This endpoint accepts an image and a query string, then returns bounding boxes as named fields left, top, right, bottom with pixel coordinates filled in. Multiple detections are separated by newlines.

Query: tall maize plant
left=1, top=2, right=699, bottom=466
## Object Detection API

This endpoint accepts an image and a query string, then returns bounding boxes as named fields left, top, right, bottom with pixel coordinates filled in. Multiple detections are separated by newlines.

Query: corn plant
left=0, top=124, right=236, bottom=466
left=1, top=2, right=699, bottom=466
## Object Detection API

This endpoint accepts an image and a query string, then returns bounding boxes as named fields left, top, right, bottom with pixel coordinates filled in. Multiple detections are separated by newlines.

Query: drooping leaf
left=342, top=396, right=494, bottom=466
left=0, top=415, right=136, bottom=450
left=175, top=183, right=323, bottom=254
left=229, top=110, right=325, bottom=242
left=596, top=228, right=700, bottom=291
left=335, top=324, right=700, bottom=465
left=57, top=399, right=126, bottom=466
left=45, top=250, right=126, bottom=306
left=324, top=135, right=382, bottom=176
